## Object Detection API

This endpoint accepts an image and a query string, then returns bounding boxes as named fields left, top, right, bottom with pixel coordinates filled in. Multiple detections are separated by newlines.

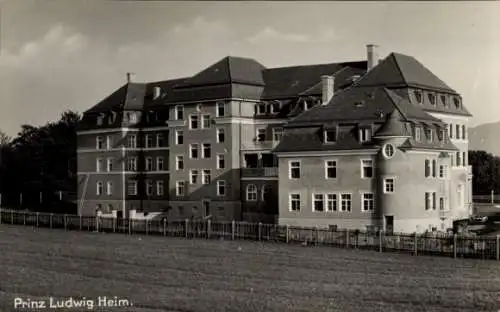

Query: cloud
left=246, top=26, right=339, bottom=44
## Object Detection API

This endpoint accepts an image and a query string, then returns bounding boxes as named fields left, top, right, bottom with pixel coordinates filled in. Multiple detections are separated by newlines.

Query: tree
left=469, top=150, right=500, bottom=195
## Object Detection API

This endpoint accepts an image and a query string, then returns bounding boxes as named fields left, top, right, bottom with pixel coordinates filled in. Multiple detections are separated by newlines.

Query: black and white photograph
left=0, top=1, right=499, bottom=311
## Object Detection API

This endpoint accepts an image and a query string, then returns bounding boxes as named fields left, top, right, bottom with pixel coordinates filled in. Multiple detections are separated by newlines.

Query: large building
left=76, top=44, right=472, bottom=232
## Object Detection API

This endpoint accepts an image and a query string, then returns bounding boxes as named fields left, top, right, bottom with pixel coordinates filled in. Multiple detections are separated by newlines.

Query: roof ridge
left=383, top=88, right=409, bottom=122
left=390, top=52, right=409, bottom=86
left=226, top=56, right=233, bottom=83
left=298, top=66, right=350, bottom=96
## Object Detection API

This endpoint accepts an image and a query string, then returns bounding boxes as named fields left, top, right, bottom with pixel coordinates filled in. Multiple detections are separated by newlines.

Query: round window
left=383, top=143, right=395, bottom=159
left=196, top=104, right=203, bottom=112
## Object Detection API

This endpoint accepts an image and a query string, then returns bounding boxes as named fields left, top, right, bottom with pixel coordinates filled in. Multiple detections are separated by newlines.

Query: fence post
left=207, top=220, right=211, bottom=239
left=49, top=213, right=53, bottom=229
left=379, top=231, right=383, bottom=252
left=231, top=220, right=235, bottom=240
left=496, top=235, right=499, bottom=261
left=23, top=212, right=26, bottom=225
left=258, top=222, right=262, bottom=241
left=286, top=225, right=289, bottom=243
left=112, top=217, right=116, bottom=233
left=414, top=233, right=418, bottom=256
left=64, top=215, right=67, bottom=231
left=96, top=216, right=99, bottom=232
left=346, top=229, right=350, bottom=248
left=36, top=212, right=39, bottom=228
left=491, top=189, right=495, bottom=204
left=128, top=219, right=132, bottom=235
left=79, top=215, right=82, bottom=231
left=453, top=234, right=458, bottom=259
left=185, top=219, right=189, bottom=239
left=163, top=219, right=167, bottom=236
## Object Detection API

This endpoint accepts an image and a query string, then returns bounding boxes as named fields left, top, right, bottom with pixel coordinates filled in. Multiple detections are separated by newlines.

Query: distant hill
left=468, top=122, right=500, bottom=156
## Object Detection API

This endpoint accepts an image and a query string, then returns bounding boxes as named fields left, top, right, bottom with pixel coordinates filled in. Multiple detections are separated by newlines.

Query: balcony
left=241, top=167, right=278, bottom=178
left=242, top=140, right=280, bottom=151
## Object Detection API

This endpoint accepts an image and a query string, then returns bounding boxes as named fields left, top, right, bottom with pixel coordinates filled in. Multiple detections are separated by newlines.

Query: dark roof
left=86, top=83, right=147, bottom=114
left=176, top=56, right=265, bottom=88
left=356, top=52, right=457, bottom=93
left=374, top=109, right=410, bottom=138
left=261, top=61, right=366, bottom=100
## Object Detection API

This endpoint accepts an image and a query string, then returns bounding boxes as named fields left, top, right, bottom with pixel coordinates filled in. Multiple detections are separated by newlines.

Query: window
left=217, top=128, right=225, bottom=143
left=439, top=197, right=445, bottom=210
left=256, top=103, right=267, bottom=115
left=127, top=180, right=137, bottom=196
left=202, top=143, right=211, bottom=158
left=128, top=112, right=137, bottom=123
left=361, top=159, right=373, bottom=178
left=176, top=181, right=185, bottom=197
left=217, top=154, right=225, bottom=169
left=106, top=181, right=113, bottom=195
left=326, top=194, right=337, bottom=212
left=463, top=151, right=467, bottom=166
left=415, top=127, right=421, bottom=142
left=176, top=155, right=184, bottom=170
left=127, top=157, right=137, bottom=172
left=325, top=160, right=337, bottom=179
left=340, top=194, right=352, bottom=212
left=261, top=185, right=269, bottom=201
left=359, top=128, right=372, bottom=143
left=156, top=133, right=164, bottom=147
left=156, top=181, right=164, bottom=196
left=441, top=95, right=448, bottom=107
left=96, top=181, right=103, bottom=195
left=175, top=130, right=184, bottom=145
left=362, top=193, right=375, bottom=211
left=216, top=101, right=225, bottom=117
left=202, top=169, right=211, bottom=184
left=175, top=105, right=184, bottom=120
left=146, top=180, right=153, bottom=196
left=289, top=193, right=301, bottom=212
left=324, top=129, right=337, bottom=143
left=202, top=115, right=211, bottom=129
left=439, top=165, right=448, bottom=178
left=145, top=134, right=153, bottom=148
left=383, top=144, right=395, bottom=159
left=384, top=178, right=395, bottom=193
left=272, top=127, right=283, bottom=141
left=461, top=125, right=466, bottom=140
left=432, top=159, right=437, bottom=178
left=426, top=128, right=433, bottom=142
left=453, top=97, right=460, bottom=109
left=289, top=161, right=301, bottom=179
left=96, top=157, right=104, bottom=172
left=196, top=103, right=203, bottom=112
left=428, top=93, right=436, bottom=106
left=145, top=157, right=153, bottom=171
left=157, top=157, right=164, bottom=171
left=246, top=184, right=257, bottom=201
left=217, top=180, right=226, bottom=196
left=190, top=170, right=199, bottom=184
left=190, top=115, right=199, bottom=130
left=425, top=159, right=431, bottom=178
left=96, top=136, right=104, bottom=149
left=106, top=157, right=114, bottom=172
left=425, top=192, right=436, bottom=210
left=127, top=135, right=137, bottom=148
left=456, top=152, right=462, bottom=167
left=449, top=124, right=453, bottom=139
left=190, top=143, right=199, bottom=159
left=414, top=90, right=422, bottom=103
left=106, top=135, right=112, bottom=149
left=456, top=124, right=460, bottom=140
left=256, top=129, right=266, bottom=142
left=312, top=194, right=324, bottom=212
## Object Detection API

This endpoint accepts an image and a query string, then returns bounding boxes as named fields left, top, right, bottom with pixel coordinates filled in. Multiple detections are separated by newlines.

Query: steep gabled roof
left=355, top=53, right=457, bottom=94
left=176, top=56, right=265, bottom=88
left=86, top=83, right=146, bottom=114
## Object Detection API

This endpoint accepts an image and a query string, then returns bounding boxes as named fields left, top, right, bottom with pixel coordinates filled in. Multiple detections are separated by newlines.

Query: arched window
left=261, top=185, right=270, bottom=201
left=246, top=184, right=257, bottom=201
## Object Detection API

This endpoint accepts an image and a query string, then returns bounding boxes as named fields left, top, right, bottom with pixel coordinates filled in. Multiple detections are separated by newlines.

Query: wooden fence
left=0, top=209, right=499, bottom=261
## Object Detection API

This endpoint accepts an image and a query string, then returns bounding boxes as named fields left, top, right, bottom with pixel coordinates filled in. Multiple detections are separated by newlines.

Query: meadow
left=0, top=225, right=499, bottom=312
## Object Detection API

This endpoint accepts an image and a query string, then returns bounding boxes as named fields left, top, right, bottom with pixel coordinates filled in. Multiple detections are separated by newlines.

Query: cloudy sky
left=0, top=1, right=499, bottom=136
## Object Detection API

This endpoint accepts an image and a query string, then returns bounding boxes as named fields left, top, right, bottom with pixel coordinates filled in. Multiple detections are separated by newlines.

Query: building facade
left=77, top=45, right=472, bottom=232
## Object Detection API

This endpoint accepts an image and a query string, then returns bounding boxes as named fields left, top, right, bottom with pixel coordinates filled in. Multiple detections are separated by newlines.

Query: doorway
left=385, top=215, right=394, bottom=234
left=202, top=199, right=211, bottom=218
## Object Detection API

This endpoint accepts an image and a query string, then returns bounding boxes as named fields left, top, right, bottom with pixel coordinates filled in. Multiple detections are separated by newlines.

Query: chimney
left=153, top=86, right=161, bottom=99
left=126, top=72, right=134, bottom=83
left=366, top=44, right=379, bottom=71
left=321, top=75, right=334, bottom=105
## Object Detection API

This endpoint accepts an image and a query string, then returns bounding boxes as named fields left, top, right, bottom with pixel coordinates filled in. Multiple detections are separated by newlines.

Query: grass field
left=0, top=225, right=499, bottom=312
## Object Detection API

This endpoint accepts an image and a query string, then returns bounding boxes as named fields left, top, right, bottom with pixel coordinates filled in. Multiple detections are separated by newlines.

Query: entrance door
left=116, top=210, right=123, bottom=228
left=385, top=215, right=394, bottom=233
left=203, top=200, right=210, bottom=218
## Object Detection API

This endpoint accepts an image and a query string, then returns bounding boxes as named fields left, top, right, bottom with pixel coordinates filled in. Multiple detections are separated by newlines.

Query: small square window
left=289, top=161, right=301, bottom=179
left=324, top=129, right=337, bottom=143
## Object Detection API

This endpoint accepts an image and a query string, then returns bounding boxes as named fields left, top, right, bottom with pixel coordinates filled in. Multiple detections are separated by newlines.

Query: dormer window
left=256, top=103, right=267, bottom=115
left=439, top=128, right=447, bottom=142
left=414, top=126, right=421, bottom=142
left=428, top=93, right=436, bottom=106
left=97, top=115, right=104, bottom=126
left=358, top=127, right=372, bottom=143
left=414, top=90, right=423, bottom=104
left=324, top=128, right=337, bottom=144
left=453, top=97, right=461, bottom=109
left=129, top=112, right=137, bottom=123
left=425, top=128, right=433, bottom=142
left=440, top=95, right=448, bottom=107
